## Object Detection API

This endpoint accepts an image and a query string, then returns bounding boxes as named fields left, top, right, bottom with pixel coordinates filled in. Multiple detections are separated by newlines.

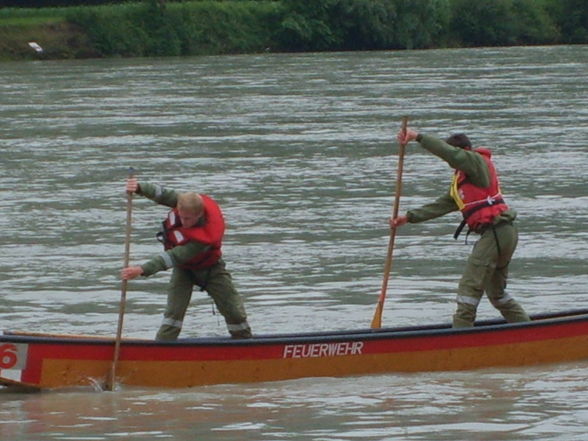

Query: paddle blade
left=104, top=370, right=116, bottom=392
left=371, top=302, right=383, bottom=329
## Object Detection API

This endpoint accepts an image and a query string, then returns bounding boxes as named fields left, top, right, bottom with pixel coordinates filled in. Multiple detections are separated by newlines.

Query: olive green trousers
left=453, top=222, right=530, bottom=328
left=156, top=259, right=251, bottom=340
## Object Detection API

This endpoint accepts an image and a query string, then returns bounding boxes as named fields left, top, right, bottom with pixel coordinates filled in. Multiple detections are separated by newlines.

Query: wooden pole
left=105, top=168, right=134, bottom=391
left=371, top=117, right=408, bottom=329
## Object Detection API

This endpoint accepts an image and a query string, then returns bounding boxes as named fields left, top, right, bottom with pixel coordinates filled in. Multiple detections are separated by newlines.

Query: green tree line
left=276, top=0, right=587, bottom=50
left=1, top=0, right=587, bottom=60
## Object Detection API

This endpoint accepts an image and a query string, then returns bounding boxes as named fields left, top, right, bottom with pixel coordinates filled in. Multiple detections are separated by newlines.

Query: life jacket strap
left=462, top=196, right=504, bottom=219
left=453, top=219, right=468, bottom=240
left=157, top=219, right=174, bottom=249
left=453, top=197, right=505, bottom=240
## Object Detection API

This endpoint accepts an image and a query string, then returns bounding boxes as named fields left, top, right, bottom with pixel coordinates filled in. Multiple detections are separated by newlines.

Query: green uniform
left=137, top=182, right=251, bottom=340
left=407, top=135, right=530, bottom=327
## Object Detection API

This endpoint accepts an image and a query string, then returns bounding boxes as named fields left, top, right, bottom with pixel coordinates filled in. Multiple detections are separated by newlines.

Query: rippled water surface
left=1, top=45, right=588, bottom=440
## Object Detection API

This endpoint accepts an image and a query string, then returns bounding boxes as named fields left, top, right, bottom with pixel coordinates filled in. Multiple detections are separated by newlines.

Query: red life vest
left=160, top=194, right=225, bottom=270
left=449, top=148, right=508, bottom=233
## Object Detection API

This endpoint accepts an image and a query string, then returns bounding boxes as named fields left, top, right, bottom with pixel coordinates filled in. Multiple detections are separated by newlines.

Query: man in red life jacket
left=121, top=177, right=252, bottom=340
left=391, top=129, right=530, bottom=328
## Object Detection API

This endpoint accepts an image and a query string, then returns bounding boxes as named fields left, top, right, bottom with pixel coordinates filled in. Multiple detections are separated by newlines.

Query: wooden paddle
left=105, top=168, right=134, bottom=391
left=371, top=117, right=408, bottom=329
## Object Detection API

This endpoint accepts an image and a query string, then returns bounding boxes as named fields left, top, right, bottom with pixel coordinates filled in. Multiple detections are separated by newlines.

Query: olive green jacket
left=136, top=182, right=208, bottom=277
left=406, top=135, right=516, bottom=225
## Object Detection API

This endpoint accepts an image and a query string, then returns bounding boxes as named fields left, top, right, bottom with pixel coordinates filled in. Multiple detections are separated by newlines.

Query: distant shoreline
left=1, top=0, right=586, bottom=62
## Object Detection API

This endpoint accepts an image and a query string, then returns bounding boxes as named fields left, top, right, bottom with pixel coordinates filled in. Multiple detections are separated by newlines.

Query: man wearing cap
left=121, top=177, right=252, bottom=340
left=391, top=129, right=530, bottom=328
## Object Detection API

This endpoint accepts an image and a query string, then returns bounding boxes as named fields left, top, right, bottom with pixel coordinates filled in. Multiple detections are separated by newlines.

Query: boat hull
left=2, top=310, right=588, bottom=390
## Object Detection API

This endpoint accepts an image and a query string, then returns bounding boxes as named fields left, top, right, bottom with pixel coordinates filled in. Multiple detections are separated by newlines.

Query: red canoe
left=2, top=309, right=588, bottom=390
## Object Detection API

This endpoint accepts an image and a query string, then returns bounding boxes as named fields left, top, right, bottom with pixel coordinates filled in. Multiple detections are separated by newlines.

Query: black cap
left=445, top=133, right=472, bottom=149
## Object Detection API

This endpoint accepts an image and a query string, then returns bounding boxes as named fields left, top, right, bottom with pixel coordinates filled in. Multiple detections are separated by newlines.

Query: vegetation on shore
left=0, top=0, right=587, bottom=61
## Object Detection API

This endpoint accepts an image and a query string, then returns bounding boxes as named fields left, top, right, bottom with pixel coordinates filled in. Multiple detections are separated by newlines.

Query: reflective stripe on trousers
left=161, top=317, right=183, bottom=329
left=227, top=321, right=250, bottom=332
left=456, top=293, right=514, bottom=307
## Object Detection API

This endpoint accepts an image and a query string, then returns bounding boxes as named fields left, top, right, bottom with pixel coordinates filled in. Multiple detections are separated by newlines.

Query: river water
left=1, top=45, right=587, bottom=440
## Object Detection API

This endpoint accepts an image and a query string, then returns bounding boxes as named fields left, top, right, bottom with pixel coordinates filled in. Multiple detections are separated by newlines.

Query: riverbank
left=0, top=21, right=98, bottom=60
left=0, top=1, right=282, bottom=61
left=1, top=0, right=586, bottom=62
